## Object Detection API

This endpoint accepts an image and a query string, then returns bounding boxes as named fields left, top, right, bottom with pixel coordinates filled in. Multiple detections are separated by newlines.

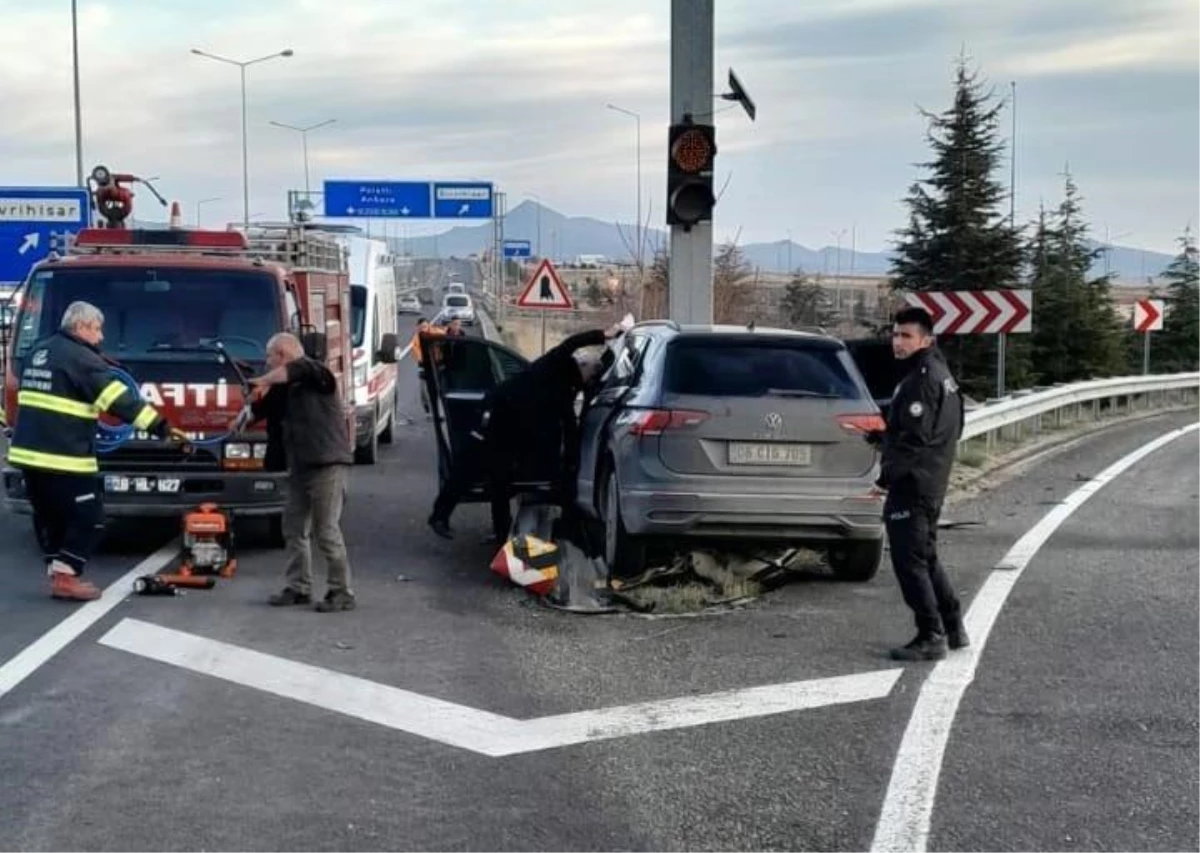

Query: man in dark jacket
left=238, top=332, right=356, bottom=612
left=9, top=301, right=179, bottom=601
left=428, top=324, right=622, bottom=541
left=868, top=307, right=967, bottom=661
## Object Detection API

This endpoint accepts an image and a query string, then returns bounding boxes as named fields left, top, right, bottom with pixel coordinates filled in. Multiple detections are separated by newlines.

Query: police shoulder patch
left=908, top=401, right=925, bottom=417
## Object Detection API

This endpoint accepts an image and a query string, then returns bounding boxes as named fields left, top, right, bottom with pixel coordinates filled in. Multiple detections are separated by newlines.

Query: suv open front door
left=420, top=335, right=530, bottom=501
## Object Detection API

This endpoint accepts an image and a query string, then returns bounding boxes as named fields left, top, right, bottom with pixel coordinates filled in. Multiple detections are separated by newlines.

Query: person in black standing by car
left=428, top=323, right=622, bottom=542
left=867, top=306, right=967, bottom=661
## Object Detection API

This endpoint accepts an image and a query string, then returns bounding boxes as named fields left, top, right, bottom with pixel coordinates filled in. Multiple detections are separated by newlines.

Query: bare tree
left=713, top=238, right=754, bottom=324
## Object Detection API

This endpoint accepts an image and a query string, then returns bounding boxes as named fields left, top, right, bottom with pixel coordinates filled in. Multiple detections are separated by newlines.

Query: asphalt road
left=0, top=265, right=1195, bottom=851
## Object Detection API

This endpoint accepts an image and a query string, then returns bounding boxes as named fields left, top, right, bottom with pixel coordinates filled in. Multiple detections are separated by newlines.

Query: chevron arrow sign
left=1133, top=299, right=1164, bottom=333
left=904, top=289, right=1032, bottom=335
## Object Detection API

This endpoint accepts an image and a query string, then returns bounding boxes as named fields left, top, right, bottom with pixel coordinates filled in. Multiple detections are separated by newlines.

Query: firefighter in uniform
left=868, top=306, right=968, bottom=661
left=8, top=301, right=178, bottom=601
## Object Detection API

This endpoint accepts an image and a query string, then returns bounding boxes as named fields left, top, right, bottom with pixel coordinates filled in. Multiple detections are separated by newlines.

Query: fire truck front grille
left=100, top=445, right=221, bottom=471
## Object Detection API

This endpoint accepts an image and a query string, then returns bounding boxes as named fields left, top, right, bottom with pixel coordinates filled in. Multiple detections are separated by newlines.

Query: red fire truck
left=2, top=168, right=381, bottom=545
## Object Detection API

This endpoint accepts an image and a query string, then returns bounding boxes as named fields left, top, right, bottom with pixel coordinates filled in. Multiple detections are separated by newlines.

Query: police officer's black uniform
left=874, top=344, right=967, bottom=660
left=9, top=330, right=169, bottom=582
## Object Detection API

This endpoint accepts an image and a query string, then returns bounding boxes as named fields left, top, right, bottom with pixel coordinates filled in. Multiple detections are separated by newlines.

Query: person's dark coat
left=251, top=357, right=352, bottom=472
left=485, top=329, right=606, bottom=483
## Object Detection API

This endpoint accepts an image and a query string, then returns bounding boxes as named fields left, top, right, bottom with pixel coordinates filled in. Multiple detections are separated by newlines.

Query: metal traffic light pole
left=668, top=0, right=714, bottom=324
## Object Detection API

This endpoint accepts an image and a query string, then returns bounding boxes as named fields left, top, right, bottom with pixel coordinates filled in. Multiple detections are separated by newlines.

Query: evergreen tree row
left=887, top=58, right=1197, bottom=398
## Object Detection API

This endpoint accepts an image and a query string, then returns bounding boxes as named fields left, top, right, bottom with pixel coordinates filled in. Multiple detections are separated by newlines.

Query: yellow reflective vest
left=7, top=331, right=165, bottom=475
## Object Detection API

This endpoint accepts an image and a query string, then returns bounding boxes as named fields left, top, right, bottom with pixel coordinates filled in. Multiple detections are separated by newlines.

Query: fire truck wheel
left=266, top=515, right=285, bottom=549
left=355, top=425, right=379, bottom=465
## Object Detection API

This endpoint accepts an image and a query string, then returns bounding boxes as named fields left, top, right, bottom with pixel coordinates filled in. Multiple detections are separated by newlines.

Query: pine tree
left=1029, top=174, right=1125, bottom=384
left=781, top=272, right=837, bottom=329
left=1151, top=229, right=1199, bottom=372
left=890, top=58, right=1027, bottom=398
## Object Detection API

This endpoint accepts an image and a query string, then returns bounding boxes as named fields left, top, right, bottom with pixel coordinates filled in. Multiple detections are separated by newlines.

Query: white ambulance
left=343, top=235, right=400, bottom=464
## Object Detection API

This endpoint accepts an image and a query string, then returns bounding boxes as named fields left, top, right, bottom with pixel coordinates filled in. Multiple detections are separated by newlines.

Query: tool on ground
left=177, top=502, right=237, bottom=579
left=132, top=573, right=217, bottom=596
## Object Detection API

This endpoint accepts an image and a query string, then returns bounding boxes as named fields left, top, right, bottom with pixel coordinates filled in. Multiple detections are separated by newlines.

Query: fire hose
left=96, top=343, right=254, bottom=453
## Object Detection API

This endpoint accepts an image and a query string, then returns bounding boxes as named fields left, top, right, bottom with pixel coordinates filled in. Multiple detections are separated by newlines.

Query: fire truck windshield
left=13, top=266, right=280, bottom=364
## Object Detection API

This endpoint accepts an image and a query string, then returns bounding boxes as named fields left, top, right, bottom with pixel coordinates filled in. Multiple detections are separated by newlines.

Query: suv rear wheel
left=601, top=466, right=645, bottom=577
left=826, top=539, right=884, bottom=582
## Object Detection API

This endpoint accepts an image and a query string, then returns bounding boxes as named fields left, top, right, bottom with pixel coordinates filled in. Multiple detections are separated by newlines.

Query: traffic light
left=667, top=119, right=717, bottom=229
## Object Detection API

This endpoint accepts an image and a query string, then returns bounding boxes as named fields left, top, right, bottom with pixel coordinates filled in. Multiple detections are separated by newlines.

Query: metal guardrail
left=961, top=372, right=1199, bottom=447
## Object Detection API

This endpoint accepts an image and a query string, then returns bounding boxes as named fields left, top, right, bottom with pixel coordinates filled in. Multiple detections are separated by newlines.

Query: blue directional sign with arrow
left=0, top=186, right=91, bottom=283
left=433, top=182, right=493, bottom=219
left=323, top=181, right=432, bottom=218
left=503, top=239, right=532, bottom=258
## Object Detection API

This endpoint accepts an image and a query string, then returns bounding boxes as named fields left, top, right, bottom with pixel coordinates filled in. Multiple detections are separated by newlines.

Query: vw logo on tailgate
left=764, top=412, right=784, bottom=435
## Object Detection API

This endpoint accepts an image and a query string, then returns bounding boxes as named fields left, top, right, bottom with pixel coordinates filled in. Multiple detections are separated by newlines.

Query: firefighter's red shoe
left=50, top=573, right=101, bottom=601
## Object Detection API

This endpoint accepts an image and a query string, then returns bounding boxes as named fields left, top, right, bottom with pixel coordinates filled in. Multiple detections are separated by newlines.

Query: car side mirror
left=378, top=332, right=400, bottom=364
left=300, top=329, right=327, bottom=361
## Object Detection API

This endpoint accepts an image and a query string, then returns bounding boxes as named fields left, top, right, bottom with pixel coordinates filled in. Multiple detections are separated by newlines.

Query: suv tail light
left=627, top=408, right=710, bottom=437
left=836, top=413, right=886, bottom=434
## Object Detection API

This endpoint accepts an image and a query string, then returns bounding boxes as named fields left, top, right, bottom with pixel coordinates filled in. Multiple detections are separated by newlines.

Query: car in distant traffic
left=446, top=282, right=467, bottom=295
left=419, top=321, right=888, bottom=581
left=441, top=293, right=476, bottom=325
left=397, top=293, right=422, bottom=315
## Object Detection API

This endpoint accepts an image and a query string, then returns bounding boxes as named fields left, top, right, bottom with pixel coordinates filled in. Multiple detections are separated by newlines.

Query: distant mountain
left=325, top=200, right=1174, bottom=287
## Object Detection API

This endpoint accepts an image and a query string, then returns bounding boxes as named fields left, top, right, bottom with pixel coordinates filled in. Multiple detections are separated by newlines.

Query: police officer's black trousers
left=884, top=489, right=961, bottom=636
left=25, top=470, right=105, bottom=575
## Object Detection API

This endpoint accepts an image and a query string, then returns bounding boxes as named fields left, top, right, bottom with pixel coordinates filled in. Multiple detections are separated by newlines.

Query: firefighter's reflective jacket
left=8, top=331, right=166, bottom=475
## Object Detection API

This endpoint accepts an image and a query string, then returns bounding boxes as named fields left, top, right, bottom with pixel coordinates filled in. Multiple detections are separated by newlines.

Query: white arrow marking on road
left=18, top=232, right=39, bottom=255
left=98, top=618, right=902, bottom=757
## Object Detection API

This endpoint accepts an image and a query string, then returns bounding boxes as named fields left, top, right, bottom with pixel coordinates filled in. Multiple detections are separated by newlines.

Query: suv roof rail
left=633, top=319, right=681, bottom=331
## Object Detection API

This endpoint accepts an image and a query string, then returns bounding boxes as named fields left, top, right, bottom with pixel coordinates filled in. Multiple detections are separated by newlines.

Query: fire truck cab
left=2, top=204, right=369, bottom=545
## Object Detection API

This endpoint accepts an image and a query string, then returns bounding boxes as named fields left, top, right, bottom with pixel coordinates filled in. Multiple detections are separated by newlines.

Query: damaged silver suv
left=575, top=321, right=887, bottom=579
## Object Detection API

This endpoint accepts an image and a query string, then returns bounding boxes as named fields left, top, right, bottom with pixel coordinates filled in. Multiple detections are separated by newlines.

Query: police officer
left=8, top=301, right=178, bottom=601
left=869, top=306, right=968, bottom=661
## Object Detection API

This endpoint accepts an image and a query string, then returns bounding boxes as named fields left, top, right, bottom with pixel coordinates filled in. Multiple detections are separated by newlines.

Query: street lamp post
left=269, top=118, right=336, bottom=195
left=70, top=0, right=84, bottom=186
left=191, top=47, right=294, bottom=230
left=606, top=104, right=642, bottom=269
left=195, top=197, right=222, bottom=227
left=831, top=228, right=847, bottom=281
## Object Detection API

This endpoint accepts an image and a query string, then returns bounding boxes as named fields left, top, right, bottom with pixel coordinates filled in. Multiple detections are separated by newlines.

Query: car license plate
left=728, top=442, right=812, bottom=466
left=104, top=475, right=182, bottom=494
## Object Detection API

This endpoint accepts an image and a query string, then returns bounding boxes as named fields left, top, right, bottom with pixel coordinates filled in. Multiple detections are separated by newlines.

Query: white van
left=342, top=235, right=400, bottom=464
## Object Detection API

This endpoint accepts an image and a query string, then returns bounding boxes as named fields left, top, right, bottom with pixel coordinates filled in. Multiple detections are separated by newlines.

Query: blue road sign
left=0, top=187, right=90, bottom=283
left=503, top=239, right=532, bottom=258
left=323, top=180, right=432, bottom=218
left=433, top=182, right=493, bottom=219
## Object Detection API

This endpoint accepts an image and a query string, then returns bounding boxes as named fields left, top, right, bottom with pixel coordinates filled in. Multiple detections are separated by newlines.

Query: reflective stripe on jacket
left=8, top=331, right=163, bottom=474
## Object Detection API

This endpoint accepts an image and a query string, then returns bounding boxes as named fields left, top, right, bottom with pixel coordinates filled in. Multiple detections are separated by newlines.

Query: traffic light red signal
left=667, top=121, right=717, bottom=228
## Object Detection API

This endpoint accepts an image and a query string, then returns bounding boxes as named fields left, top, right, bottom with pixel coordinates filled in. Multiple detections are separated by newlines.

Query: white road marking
left=871, top=420, right=1200, bottom=853
left=98, top=617, right=903, bottom=757
left=0, top=540, right=178, bottom=701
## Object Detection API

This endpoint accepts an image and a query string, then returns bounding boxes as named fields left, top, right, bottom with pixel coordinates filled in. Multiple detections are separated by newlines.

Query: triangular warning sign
left=516, top=259, right=574, bottom=310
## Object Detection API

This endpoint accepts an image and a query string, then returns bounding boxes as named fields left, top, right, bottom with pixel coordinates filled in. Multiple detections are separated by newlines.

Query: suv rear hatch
left=649, top=333, right=882, bottom=479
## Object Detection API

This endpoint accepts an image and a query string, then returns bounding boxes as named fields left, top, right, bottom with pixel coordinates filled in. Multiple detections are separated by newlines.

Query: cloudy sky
left=1, top=0, right=1196, bottom=254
